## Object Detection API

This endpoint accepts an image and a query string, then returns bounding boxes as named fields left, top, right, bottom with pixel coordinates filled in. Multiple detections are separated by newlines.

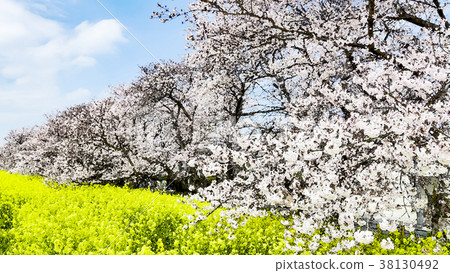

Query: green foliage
left=0, top=171, right=448, bottom=255
left=0, top=196, right=14, bottom=254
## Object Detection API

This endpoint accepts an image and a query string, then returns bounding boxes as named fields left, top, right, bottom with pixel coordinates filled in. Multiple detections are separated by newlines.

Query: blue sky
left=0, top=0, right=189, bottom=144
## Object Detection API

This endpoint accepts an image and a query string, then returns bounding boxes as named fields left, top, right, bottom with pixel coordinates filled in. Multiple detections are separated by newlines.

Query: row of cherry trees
left=1, top=0, right=449, bottom=252
left=0, top=62, right=227, bottom=192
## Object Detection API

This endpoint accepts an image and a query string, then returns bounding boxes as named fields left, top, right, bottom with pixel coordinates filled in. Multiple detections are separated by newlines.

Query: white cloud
left=70, top=56, right=98, bottom=67
left=0, top=0, right=62, bottom=49
left=69, top=20, right=126, bottom=55
left=0, top=0, right=127, bottom=143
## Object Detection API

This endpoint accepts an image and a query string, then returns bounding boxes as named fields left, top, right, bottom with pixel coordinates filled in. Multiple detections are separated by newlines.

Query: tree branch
left=433, top=0, right=450, bottom=29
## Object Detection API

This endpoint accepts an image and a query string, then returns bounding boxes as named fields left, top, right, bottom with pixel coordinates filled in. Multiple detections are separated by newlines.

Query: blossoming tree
left=154, top=0, right=450, bottom=240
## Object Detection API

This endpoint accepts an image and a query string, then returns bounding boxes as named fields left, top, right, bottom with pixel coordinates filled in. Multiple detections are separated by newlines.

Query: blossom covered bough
left=1, top=0, right=449, bottom=253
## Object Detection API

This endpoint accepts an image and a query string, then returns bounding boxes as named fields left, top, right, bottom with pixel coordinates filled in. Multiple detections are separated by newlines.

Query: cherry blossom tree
left=0, top=127, right=48, bottom=175
left=154, top=0, right=450, bottom=240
